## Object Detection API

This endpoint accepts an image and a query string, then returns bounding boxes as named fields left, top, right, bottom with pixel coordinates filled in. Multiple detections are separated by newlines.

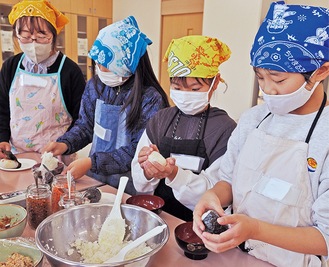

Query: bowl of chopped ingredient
left=126, top=194, right=165, bottom=214
left=0, top=238, right=43, bottom=267
left=35, top=203, right=169, bottom=267
left=0, top=204, right=27, bottom=239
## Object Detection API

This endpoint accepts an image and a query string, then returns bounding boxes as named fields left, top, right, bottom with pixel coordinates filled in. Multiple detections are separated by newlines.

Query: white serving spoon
left=104, top=224, right=167, bottom=264
left=66, top=170, right=73, bottom=199
left=98, top=176, right=129, bottom=245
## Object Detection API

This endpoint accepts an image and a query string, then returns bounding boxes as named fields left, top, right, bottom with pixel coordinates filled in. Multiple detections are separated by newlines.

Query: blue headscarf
left=250, top=1, right=329, bottom=73
left=88, top=16, right=152, bottom=77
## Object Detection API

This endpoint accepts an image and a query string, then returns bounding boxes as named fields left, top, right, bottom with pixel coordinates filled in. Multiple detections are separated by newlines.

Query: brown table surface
left=2, top=152, right=273, bottom=267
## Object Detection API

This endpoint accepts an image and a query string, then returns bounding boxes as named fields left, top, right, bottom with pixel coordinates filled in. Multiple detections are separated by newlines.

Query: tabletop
left=2, top=152, right=274, bottom=267
left=0, top=152, right=103, bottom=194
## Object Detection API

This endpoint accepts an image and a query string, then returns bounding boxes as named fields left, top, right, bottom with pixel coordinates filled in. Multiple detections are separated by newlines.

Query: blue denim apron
left=89, top=99, right=136, bottom=195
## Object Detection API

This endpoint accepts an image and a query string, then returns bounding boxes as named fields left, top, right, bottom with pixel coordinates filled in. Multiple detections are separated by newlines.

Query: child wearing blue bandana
left=193, top=2, right=329, bottom=266
left=43, top=16, right=169, bottom=195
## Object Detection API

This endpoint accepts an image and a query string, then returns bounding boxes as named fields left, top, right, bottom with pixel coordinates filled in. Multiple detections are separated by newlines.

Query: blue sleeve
left=90, top=87, right=166, bottom=176
left=57, top=78, right=96, bottom=152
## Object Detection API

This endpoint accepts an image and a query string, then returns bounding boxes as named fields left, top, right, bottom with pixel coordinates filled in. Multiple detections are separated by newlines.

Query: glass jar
left=26, top=184, right=52, bottom=230
left=58, top=191, right=86, bottom=210
left=51, top=175, right=76, bottom=213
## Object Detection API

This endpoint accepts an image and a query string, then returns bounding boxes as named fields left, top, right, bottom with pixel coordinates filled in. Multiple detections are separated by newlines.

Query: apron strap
left=197, top=104, right=210, bottom=140
left=169, top=108, right=180, bottom=138
left=256, top=112, right=271, bottom=128
left=305, top=92, right=327, bottom=143
left=58, top=55, right=66, bottom=73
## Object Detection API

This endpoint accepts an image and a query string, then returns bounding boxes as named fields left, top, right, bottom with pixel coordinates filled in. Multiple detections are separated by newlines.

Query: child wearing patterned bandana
left=193, top=2, right=329, bottom=267
left=132, top=35, right=237, bottom=221
left=44, top=16, right=169, bottom=195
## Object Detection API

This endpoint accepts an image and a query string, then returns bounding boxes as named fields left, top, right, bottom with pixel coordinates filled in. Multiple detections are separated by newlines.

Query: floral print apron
left=9, top=55, right=72, bottom=154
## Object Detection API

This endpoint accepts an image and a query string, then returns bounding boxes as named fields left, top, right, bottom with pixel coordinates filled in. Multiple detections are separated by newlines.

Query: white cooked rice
left=70, top=221, right=152, bottom=264
left=71, top=238, right=152, bottom=264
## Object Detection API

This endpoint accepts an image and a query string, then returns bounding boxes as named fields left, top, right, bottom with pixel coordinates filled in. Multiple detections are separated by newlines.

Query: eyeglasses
left=17, top=35, right=52, bottom=44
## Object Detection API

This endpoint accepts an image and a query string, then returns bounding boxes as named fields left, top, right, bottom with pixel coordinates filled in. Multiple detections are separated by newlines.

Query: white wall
left=203, top=0, right=263, bottom=120
left=113, top=0, right=262, bottom=121
left=113, top=0, right=162, bottom=78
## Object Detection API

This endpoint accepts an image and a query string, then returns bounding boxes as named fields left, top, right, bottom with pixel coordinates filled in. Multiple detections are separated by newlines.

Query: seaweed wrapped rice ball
left=201, top=210, right=228, bottom=234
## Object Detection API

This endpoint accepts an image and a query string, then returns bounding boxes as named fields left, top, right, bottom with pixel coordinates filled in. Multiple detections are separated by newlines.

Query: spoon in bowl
left=104, top=224, right=167, bottom=264
left=98, top=176, right=128, bottom=246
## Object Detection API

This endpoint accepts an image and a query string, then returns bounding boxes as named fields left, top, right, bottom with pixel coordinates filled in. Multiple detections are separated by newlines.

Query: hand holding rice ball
left=202, top=210, right=228, bottom=234
left=148, top=151, right=166, bottom=166
left=0, top=149, right=21, bottom=169
left=0, top=158, right=21, bottom=169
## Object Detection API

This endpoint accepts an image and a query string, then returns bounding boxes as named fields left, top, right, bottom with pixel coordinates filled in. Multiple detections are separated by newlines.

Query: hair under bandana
left=8, top=0, right=69, bottom=34
left=250, top=1, right=329, bottom=73
left=88, top=16, right=152, bottom=77
left=163, top=35, right=231, bottom=78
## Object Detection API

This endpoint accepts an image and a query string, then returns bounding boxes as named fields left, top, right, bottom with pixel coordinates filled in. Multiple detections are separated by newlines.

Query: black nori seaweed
left=1, top=149, right=21, bottom=168
left=202, top=210, right=228, bottom=234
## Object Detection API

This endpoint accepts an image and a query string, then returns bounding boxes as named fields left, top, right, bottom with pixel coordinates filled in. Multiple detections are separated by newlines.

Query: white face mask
left=170, top=77, right=216, bottom=115
left=260, top=80, right=320, bottom=115
left=19, top=42, right=52, bottom=64
left=96, top=65, right=127, bottom=87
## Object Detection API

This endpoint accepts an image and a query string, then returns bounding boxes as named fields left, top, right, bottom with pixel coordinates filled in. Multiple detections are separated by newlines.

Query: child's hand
left=43, top=141, right=68, bottom=156
left=193, top=189, right=224, bottom=238
left=199, top=213, right=259, bottom=253
left=137, top=145, right=157, bottom=168
left=64, top=157, right=92, bottom=180
left=142, top=156, right=176, bottom=180
left=0, top=142, right=11, bottom=159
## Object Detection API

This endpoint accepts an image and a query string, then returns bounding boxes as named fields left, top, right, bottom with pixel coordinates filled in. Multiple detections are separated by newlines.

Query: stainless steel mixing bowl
left=35, top=203, right=169, bottom=267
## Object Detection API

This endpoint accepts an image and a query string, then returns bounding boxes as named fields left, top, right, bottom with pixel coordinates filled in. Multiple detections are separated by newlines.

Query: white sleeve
left=165, top=157, right=222, bottom=210
left=131, top=130, right=160, bottom=194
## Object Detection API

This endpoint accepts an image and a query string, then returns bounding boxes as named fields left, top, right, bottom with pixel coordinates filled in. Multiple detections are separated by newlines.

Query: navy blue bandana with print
left=250, top=1, right=329, bottom=73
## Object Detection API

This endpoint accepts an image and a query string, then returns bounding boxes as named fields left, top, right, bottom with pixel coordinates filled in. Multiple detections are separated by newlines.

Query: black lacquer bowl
left=174, top=221, right=210, bottom=260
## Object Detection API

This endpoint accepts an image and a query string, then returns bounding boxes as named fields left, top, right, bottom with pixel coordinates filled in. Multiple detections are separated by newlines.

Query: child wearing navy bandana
left=193, top=2, right=329, bottom=266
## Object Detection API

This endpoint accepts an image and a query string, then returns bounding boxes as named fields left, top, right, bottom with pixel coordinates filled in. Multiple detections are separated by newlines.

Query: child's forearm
left=211, top=180, right=233, bottom=208
left=254, top=219, right=328, bottom=256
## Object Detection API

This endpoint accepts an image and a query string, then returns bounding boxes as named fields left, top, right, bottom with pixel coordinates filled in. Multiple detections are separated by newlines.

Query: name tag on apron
left=94, top=122, right=112, bottom=141
left=171, top=153, right=205, bottom=173
left=258, top=177, right=292, bottom=201
left=20, top=74, right=48, bottom=88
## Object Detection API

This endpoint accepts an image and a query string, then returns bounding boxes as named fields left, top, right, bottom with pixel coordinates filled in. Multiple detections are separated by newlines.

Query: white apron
left=9, top=55, right=75, bottom=164
left=233, top=94, right=327, bottom=267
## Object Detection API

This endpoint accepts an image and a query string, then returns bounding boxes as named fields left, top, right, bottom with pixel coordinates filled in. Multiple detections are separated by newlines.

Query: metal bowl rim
left=35, top=203, right=169, bottom=266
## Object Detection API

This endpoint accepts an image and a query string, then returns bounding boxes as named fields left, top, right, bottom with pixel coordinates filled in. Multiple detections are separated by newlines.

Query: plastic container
left=58, top=191, right=85, bottom=210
